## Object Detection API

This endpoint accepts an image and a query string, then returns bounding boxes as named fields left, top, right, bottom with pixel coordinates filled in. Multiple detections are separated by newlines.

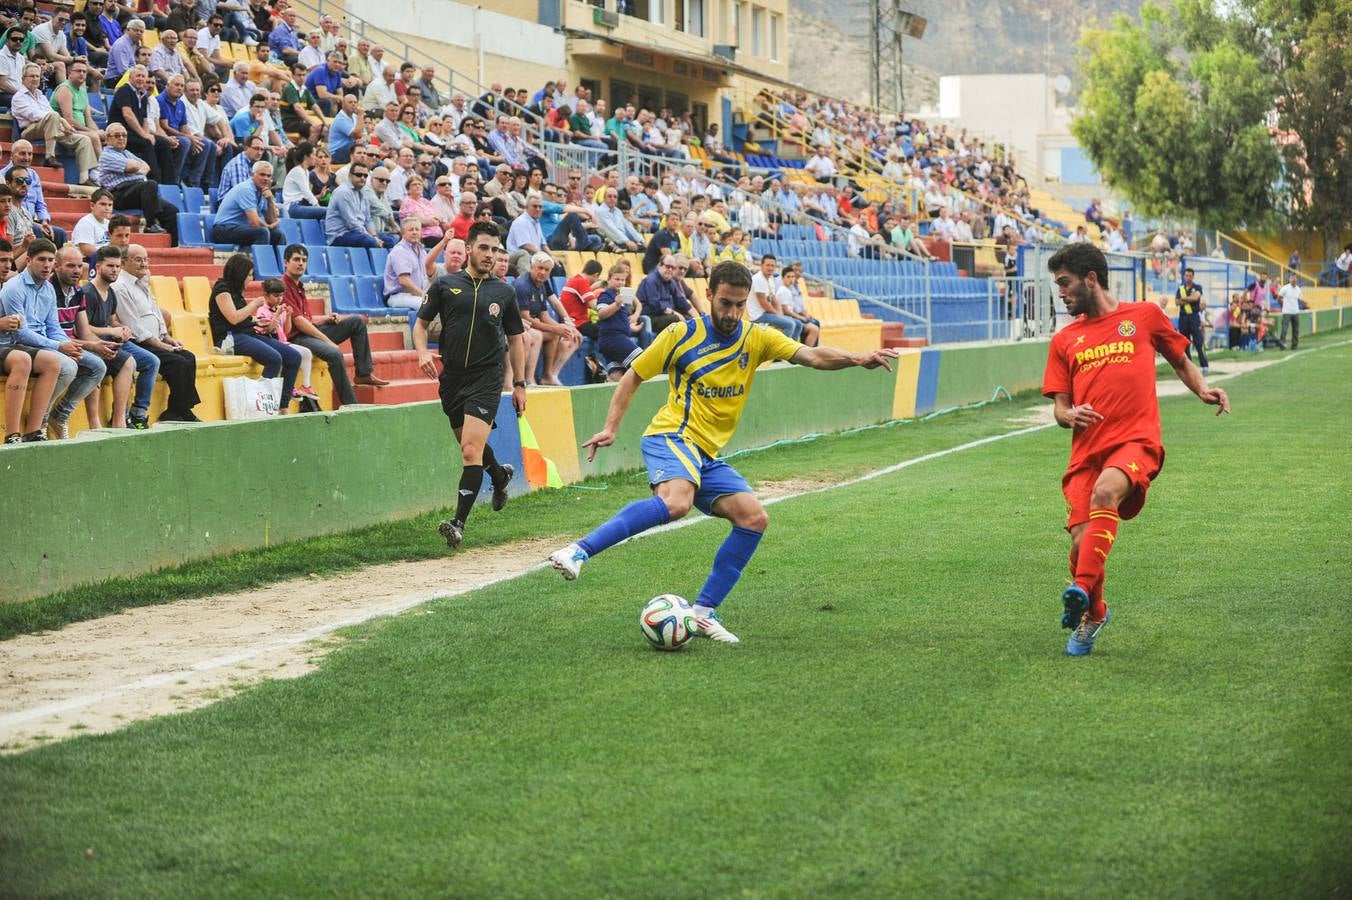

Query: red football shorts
left=1062, top=441, right=1165, bottom=531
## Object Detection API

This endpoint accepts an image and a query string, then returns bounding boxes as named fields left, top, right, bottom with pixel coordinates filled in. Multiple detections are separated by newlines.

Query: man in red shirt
left=1042, top=244, right=1229, bottom=656
left=560, top=258, right=602, bottom=339
left=280, top=243, right=389, bottom=406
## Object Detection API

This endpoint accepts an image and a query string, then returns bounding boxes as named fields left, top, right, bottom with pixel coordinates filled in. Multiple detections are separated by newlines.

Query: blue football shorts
left=640, top=433, right=752, bottom=516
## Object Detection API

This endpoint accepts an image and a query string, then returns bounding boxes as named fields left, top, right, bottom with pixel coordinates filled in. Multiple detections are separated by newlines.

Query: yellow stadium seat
left=150, top=275, right=185, bottom=314
left=143, top=29, right=159, bottom=48
left=181, top=276, right=213, bottom=315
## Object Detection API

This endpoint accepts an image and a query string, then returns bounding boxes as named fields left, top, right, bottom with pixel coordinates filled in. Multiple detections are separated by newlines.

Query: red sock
left=1089, top=581, right=1107, bottom=622
left=1075, top=507, right=1120, bottom=617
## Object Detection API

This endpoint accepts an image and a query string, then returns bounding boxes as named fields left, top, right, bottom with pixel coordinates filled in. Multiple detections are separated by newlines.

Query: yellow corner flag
left=518, top=417, right=564, bottom=489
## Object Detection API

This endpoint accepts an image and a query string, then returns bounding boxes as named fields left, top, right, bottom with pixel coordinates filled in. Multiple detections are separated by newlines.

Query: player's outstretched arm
left=582, top=368, right=643, bottom=462
left=1168, top=355, right=1230, bottom=416
left=791, top=345, right=899, bottom=372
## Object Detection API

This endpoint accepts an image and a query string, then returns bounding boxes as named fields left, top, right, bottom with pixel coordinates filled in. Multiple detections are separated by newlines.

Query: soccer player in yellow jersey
left=548, top=261, right=897, bottom=643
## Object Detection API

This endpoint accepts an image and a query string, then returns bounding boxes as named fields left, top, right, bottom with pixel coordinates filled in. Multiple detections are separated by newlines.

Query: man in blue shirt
left=326, top=92, right=365, bottom=164
left=636, top=255, right=694, bottom=333
left=96, top=124, right=180, bottom=241
left=0, top=140, right=66, bottom=248
left=540, top=181, right=601, bottom=251
left=211, top=159, right=283, bottom=248
left=155, top=74, right=192, bottom=185
left=0, top=239, right=101, bottom=439
left=513, top=251, right=581, bottom=386
left=305, top=51, right=354, bottom=117
left=325, top=164, right=381, bottom=248
left=267, top=7, right=302, bottom=65
left=217, top=134, right=265, bottom=197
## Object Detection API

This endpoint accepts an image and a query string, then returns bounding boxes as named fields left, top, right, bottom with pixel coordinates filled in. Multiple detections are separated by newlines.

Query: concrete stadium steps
left=151, top=264, right=231, bottom=280
left=341, top=350, right=422, bottom=383
left=147, top=248, right=214, bottom=265
left=353, top=377, right=439, bottom=406
left=880, top=322, right=928, bottom=349
left=368, top=330, right=407, bottom=352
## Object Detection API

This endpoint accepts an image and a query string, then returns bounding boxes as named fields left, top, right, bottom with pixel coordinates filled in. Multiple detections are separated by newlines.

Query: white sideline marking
left=5, top=340, right=1341, bottom=731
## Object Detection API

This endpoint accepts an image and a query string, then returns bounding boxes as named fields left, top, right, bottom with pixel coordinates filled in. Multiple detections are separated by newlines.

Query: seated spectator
left=178, top=77, right=222, bottom=190
left=254, top=280, right=318, bottom=401
left=560, top=258, right=602, bottom=339
left=1067, top=224, right=1091, bottom=244
left=0, top=295, right=64, bottom=442
left=297, top=29, right=324, bottom=70
left=219, top=61, right=257, bottom=118
left=278, top=244, right=387, bottom=406
left=267, top=6, right=302, bottom=65
left=280, top=141, right=327, bottom=219
left=155, top=73, right=194, bottom=185
left=592, top=186, right=641, bottom=252
left=52, top=244, right=134, bottom=429
left=81, top=245, right=160, bottom=429
left=505, top=193, right=550, bottom=272
left=12, top=65, right=98, bottom=184
left=712, top=226, right=750, bottom=267
left=148, top=27, right=188, bottom=85
left=96, top=124, right=179, bottom=241
left=636, top=254, right=694, bottom=332
left=643, top=212, right=682, bottom=274
left=308, top=146, right=339, bottom=204
left=49, top=60, right=104, bottom=182
left=1085, top=197, right=1103, bottom=228
left=28, top=6, right=75, bottom=85
left=891, top=215, right=935, bottom=260
left=73, top=189, right=116, bottom=259
left=0, top=239, right=102, bottom=440
left=105, top=17, right=145, bottom=84
left=1, top=141, right=67, bottom=247
left=305, top=50, right=357, bottom=117
left=218, top=133, right=265, bottom=196
left=212, top=158, right=284, bottom=248
left=281, top=63, right=324, bottom=143
left=111, top=242, right=201, bottom=422
left=399, top=174, right=445, bottom=248
left=210, top=252, right=301, bottom=408
left=327, top=92, right=366, bottom=165
left=109, top=64, right=179, bottom=183
left=749, top=255, right=803, bottom=341
left=383, top=218, right=429, bottom=311
left=593, top=264, right=643, bottom=377
left=446, top=190, right=477, bottom=241
left=537, top=181, right=600, bottom=252
left=514, top=252, right=581, bottom=385
left=776, top=266, right=819, bottom=347
left=367, top=167, right=401, bottom=244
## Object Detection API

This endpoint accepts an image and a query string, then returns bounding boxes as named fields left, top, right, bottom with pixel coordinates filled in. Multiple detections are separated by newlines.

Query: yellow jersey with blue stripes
left=631, top=316, right=801, bottom=457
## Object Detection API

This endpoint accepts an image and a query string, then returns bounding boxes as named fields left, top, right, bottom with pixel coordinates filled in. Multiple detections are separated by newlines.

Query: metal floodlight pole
left=869, top=0, right=882, bottom=109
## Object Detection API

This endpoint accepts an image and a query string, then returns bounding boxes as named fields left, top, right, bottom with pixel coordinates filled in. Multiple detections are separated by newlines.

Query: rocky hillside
left=789, top=0, right=1145, bottom=87
left=787, top=8, right=938, bottom=111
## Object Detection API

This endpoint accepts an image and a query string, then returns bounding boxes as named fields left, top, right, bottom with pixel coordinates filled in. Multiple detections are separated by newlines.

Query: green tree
left=1072, top=1, right=1282, bottom=230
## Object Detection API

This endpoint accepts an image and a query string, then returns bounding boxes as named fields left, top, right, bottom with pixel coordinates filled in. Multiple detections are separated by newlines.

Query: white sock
left=694, top=604, right=715, bottom=617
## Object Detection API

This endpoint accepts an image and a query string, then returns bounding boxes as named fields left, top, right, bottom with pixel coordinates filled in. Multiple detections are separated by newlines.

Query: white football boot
left=693, top=605, right=740, bottom=644
left=548, top=543, right=588, bottom=581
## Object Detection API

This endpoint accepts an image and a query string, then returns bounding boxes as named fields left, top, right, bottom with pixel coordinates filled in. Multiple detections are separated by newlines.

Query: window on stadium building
left=751, top=6, right=764, bottom=57
left=685, top=0, right=705, bottom=36
left=735, top=1, right=747, bottom=49
left=666, top=90, right=688, bottom=115
left=716, top=0, right=727, bottom=41
left=692, top=101, right=708, bottom=134
left=611, top=78, right=637, bottom=109
left=769, top=11, right=781, bottom=61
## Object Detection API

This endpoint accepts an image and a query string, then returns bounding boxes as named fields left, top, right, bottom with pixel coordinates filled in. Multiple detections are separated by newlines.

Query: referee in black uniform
left=414, top=221, right=529, bottom=549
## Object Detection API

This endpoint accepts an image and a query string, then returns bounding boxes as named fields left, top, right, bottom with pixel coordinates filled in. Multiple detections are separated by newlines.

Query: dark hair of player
left=708, top=259, right=753, bottom=296
left=467, top=220, right=503, bottom=247
left=1047, top=242, right=1109, bottom=289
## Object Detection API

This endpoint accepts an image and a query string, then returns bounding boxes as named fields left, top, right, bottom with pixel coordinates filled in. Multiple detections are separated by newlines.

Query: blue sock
left=695, top=526, right=763, bottom=609
left=577, top=496, right=670, bottom=557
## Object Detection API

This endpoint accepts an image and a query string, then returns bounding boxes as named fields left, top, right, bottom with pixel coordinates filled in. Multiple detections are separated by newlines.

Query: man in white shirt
left=930, top=208, right=956, bottom=241
left=951, top=211, right=975, bottom=243
left=365, top=66, right=399, bottom=112
left=747, top=255, right=802, bottom=341
left=30, top=7, right=74, bottom=84
left=219, top=62, right=257, bottom=118
left=177, top=77, right=221, bottom=189
left=775, top=266, right=819, bottom=346
left=1335, top=246, right=1352, bottom=287
left=1276, top=271, right=1302, bottom=350
left=149, top=28, right=188, bottom=84
left=804, top=147, right=836, bottom=181
left=440, top=92, right=469, bottom=132
left=0, top=26, right=28, bottom=100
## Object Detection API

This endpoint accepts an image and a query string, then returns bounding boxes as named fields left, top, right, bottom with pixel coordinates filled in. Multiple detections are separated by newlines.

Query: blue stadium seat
left=369, top=247, right=389, bottom=274
left=183, top=187, right=206, bottom=214
left=326, top=247, right=353, bottom=276
left=348, top=248, right=374, bottom=277
left=177, top=213, right=211, bottom=247
left=299, top=218, right=325, bottom=245
left=159, top=184, right=184, bottom=211
left=278, top=218, right=303, bottom=245
left=252, top=245, right=282, bottom=279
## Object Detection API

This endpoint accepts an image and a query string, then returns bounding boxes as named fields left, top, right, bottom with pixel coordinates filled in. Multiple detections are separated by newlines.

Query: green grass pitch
left=2, top=340, right=1349, bottom=897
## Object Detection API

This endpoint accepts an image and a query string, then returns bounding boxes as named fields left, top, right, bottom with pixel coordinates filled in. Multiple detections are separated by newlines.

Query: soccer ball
left=640, top=594, right=698, bottom=651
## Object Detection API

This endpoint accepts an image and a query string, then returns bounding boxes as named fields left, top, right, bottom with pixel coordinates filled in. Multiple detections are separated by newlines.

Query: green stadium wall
left=8, top=317, right=1350, bottom=604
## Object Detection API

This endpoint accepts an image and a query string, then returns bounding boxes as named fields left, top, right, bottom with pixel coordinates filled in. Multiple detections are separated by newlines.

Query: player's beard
left=1068, top=281, right=1093, bottom=316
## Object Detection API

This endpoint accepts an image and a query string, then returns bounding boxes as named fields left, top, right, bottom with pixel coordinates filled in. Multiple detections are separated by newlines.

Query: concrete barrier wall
left=19, top=321, right=1344, bottom=605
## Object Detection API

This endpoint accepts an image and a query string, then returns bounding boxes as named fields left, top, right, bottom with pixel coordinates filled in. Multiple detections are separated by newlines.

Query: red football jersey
left=1043, top=301, right=1191, bottom=468
left=559, top=274, right=597, bottom=328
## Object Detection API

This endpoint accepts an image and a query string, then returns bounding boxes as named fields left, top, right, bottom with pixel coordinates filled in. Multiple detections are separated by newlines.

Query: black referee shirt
left=418, top=271, right=524, bottom=371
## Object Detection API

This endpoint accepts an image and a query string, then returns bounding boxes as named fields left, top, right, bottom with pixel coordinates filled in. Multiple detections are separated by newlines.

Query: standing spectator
left=1276, top=271, right=1302, bottom=350
left=210, top=252, right=301, bottom=408
left=97, top=124, right=180, bottom=240
left=114, top=243, right=202, bottom=421
left=155, top=73, right=193, bottom=185
left=211, top=158, right=283, bottom=247
left=12, top=65, right=98, bottom=181
left=278, top=244, right=387, bottom=406
left=0, top=239, right=102, bottom=439
left=1175, top=267, right=1209, bottom=373
left=1335, top=245, right=1351, bottom=288
left=82, top=245, right=161, bottom=429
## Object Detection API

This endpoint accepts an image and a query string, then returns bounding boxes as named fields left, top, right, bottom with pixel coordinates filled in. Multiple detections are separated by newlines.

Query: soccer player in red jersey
left=1042, top=244, right=1230, bottom=656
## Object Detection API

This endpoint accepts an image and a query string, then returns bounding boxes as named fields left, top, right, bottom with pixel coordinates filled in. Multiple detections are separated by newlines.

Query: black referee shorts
left=439, top=365, right=504, bottom=429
